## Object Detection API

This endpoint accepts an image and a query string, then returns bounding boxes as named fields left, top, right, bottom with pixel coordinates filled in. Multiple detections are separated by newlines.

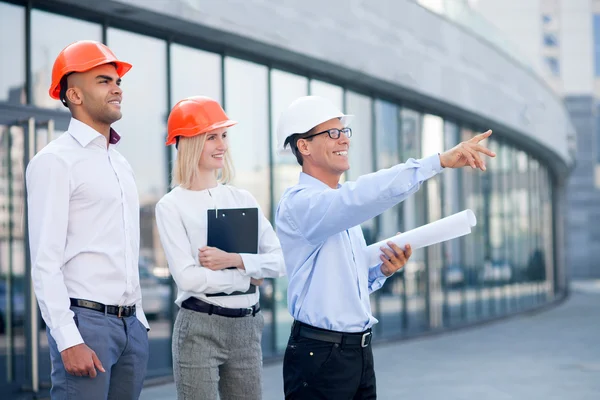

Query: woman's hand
left=250, top=278, right=264, bottom=286
left=198, top=246, right=243, bottom=271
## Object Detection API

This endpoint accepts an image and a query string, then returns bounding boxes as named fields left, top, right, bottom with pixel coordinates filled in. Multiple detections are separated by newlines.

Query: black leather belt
left=292, top=321, right=372, bottom=348
left=70, top=298, right=136, bottom=318
left=181, top=297, right=260, bottom=318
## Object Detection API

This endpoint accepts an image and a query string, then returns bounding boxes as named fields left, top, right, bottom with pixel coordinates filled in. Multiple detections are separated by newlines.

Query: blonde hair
left=171, top=134, right=235, bottom=189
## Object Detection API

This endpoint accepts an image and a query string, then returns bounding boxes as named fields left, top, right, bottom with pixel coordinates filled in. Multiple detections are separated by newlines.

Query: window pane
left=485, top=139, right=503, bottom=315
left=374, top=99, right=399, bottom=240
left=270, top=69, right=307, bottom=353
left=399, top=109, right=422, bottom=234
left=346, top=92, right=373, bottom=180
left=107, top=28, right=170, bottom=378
left=31, top=10, right=102, bottom=109
left=441, top=121, right=464, bottom=324
left=225, top=57, right=270, bottom=215
left=544, top=56, right=560, bottom=76
left=401, top=108, right=428, bottom=331
left=0, top=125, right=27, bottom=387
left=594, top=14, right=600, bottom=76
left=541, top=168, right=554, bottom=296
left=170, top=44, right=222, bottom=175
left=516, top=151, right=530, bottom=276
left=309, top=80, right=343, bottom=109
left=400, top=109, right=421, bottom=160
left=422, top=114, right=444, bottom=328
left=0, top=3, right=25, bottom=104
left=271, top=69, right=307, bottom=217
left=223, top=57, right=273, bottom=355
left=543, top=33, right=558, bottom=47
left=373, top=100, right=402, bottom=337
left=460, top=128, right=482, bottom=321
left=170, top=44, right=221, bottom=103
left=345, top=91, right=375, bottom=243
left=504, top=145, right=518, bottom=309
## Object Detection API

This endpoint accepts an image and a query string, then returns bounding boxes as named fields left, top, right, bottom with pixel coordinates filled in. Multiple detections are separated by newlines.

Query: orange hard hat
left=49, top=40, right=132, bottom=100
left=166, top=96, right=237, bottom=146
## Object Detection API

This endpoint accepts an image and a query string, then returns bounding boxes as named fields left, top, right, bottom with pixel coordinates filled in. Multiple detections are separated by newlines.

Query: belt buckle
left=361, top=332, right=372, bottom=348
left=245, top=307, right=253, bottom=317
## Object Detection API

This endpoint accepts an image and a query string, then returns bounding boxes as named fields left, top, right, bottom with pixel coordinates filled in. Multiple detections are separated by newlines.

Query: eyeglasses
left=302, top=127, right=353, bottom=141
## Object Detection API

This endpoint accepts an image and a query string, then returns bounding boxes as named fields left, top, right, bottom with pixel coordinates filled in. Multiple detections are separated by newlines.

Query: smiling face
left=297, top=118, right=351, bottom=184
left=65, top=63, right=123, bottom=127
left=198, top=127, right=229, bottom=172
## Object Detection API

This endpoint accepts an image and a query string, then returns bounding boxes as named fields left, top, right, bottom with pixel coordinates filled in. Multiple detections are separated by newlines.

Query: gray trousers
left=172, top=307, right=264, bottom=400
left=47, top=306, right=149, bottom=400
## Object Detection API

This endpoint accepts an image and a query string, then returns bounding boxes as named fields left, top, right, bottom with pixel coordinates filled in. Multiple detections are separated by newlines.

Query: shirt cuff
left=369, top=263, right=387, bottom=281
left=368, top=264, right=389, bottom=293
left=424, top=153, right=444, bottom=173
left=239, top=254, right=260, bottom=277
left=51, top=321, right=84, bottom=352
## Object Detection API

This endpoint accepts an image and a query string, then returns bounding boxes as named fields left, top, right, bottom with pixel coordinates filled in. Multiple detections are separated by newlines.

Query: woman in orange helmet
left=155, top=96, right=285, bottom=400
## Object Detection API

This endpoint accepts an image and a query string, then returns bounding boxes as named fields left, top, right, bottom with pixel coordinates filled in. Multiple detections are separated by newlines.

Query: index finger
left=468, top=130, right=492, bottom=144
left=473, top=143, right=496, bottom=157
left=386, top=241, right=409, bottom=256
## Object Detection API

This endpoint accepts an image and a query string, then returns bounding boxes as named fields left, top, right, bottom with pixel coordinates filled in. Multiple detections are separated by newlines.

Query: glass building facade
left=0, top=0, right=562, bottom=397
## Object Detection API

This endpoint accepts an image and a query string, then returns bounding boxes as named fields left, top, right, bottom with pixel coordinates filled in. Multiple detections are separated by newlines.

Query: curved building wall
left=109, top=0, right=575, bottom=176
left=0, top=0, right=573, bottom=395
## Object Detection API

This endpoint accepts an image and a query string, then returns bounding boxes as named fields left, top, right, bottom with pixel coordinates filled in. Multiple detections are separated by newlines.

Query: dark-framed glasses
left=303, top=127, right=352, bottom=140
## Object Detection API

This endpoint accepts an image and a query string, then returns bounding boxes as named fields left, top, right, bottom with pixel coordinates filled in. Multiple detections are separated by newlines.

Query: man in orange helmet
left=26, top=40, right=149, bottom=399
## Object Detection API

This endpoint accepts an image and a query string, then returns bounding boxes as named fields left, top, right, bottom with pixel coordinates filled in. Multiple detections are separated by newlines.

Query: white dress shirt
left=155, top=184, right=285, bottom=309
left=26, top=118, right=149, bottom=353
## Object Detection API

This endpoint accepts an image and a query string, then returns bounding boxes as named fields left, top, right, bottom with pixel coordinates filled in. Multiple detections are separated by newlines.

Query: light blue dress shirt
left=275, top=154, right=443, bottom=333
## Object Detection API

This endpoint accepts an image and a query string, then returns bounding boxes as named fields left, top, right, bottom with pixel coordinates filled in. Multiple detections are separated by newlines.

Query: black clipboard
left=205, top=207, right=259, bottom=297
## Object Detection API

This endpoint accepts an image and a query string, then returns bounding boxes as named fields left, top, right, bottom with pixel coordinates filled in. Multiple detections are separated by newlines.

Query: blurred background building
left=0, top=0, right=577, bottom=397
left=465, top=0, right=600, bottom=279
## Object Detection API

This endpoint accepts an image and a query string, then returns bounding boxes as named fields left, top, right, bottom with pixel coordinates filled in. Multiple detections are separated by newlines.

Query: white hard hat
left=276, top=96, right=354, bottom=151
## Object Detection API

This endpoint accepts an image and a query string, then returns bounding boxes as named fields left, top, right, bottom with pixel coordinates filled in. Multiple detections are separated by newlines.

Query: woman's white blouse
left=155, top=184, right=285, bottom=309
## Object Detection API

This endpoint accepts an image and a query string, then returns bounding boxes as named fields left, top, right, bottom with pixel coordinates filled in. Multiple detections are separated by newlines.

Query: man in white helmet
left=275, top=96, right=495, bottom=399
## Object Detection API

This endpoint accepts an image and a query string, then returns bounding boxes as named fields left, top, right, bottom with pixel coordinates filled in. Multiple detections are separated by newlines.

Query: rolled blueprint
left=365, top=209, right=477, bottom=266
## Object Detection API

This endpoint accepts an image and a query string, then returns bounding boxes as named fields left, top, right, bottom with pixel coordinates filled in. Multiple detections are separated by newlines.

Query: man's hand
left=250, top=278, right=264, bottom=286
left=380, top=243, right=412, bottom=277
left=198, top=246, right=243, bottom=271
left=61, top=343, right=105, bottom=378
left=439, top=130, right=496, bottom=171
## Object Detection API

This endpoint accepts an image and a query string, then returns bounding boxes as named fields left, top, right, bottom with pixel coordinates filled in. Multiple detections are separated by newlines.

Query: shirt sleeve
left=155, top=200, right=251, bottom=295
left=26, top=153, right=84, bottom=352
left=238, top=194, right=286, bottom=279
left=282, top=154, right=443, bottom=245
left=367, top=264, right=389, bottom=293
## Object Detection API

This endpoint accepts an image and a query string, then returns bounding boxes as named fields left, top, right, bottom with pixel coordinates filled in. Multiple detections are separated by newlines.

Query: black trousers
left=283, top=322, right=376, bottom=399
